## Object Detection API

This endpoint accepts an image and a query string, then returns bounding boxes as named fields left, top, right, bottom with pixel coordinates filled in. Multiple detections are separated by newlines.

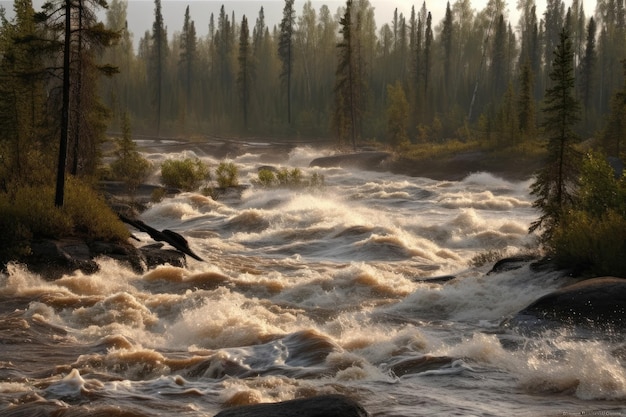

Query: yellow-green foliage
left=215, top=161, right=239, bottom=188
left=63, top=178, right=130, bottom=241
left=255, top=168, right=324, bottom=189
left=0, top=177, right=129, bottom=264
left=257, top=169, right=276, bottom=187
left=550, top=151, right=626, bottom=276
left=276, top=168, right=303, bottom=186
left=386, top=81, right=410, bottom=149
left=160, top=157, right=210, bottom=191
left=552, top=209, right=626, bottom=277
left=110, top=145, right=152, bottom=194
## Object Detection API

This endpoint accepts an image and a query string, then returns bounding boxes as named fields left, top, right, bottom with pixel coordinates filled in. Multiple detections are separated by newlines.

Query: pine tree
left=490, top=14, right=507, bottom=100
left=530, top=27, right=581, bottom=241
left=150, top=0, right=167, bottom=137
left=0, top=0, right=48, bottom=185
left=386, top=81, right=409, bottom=148
left=599, top=59, right=626, bottom=158
left=517, top=60, right=536, bottom=139
left=333, top=0, right=358, bottom=149
left=19, top=0, right=118, bottom=205
left=278, top=0, right=295, bottom=126
left=423, top=11, right=432, bottom=96
left=579, top=17, right=596, bottom=114
left=441, top=2, right=453, bottom=105
left=179, top=5, right=197, bottom=121
left=237, top=15, right=252, bottom=129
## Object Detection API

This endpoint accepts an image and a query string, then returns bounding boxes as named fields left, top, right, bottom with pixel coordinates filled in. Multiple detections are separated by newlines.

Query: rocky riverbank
left=309, top=149, right=542, bottom=181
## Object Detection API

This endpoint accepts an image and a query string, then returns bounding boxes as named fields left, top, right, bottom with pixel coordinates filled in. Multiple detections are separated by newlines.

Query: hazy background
left=1, top=1, right=598, bottom=52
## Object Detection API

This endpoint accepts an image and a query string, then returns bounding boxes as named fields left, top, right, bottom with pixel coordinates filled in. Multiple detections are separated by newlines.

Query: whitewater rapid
left=0, top=145, right=624, bottom=416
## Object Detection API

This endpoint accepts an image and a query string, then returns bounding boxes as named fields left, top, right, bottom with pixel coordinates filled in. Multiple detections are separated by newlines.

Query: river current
left=1, top=144, right=625, bottom=416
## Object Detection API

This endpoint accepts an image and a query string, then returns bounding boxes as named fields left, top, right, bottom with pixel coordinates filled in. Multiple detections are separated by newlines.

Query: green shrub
left=256, top=168, right=324, bottom=189
left=0, top=177, right=129, bottom=265
left=257, top=169, right=276, bottom=187
left=160, top=158, right=210, bottom=191
left=215, top=161, right=239, bottom=188
left=548, top=151, right=626, bottom=276
left=552, top=209, right=626, bottom=277
left=309, top=172, right=325, bottom=188
left=109, top=113, right=152, bottom=194
left=276, top=168, right=303, bottom=187
left=151, top=187, right=167, bottom=202
left=110, top=147, right=152, bottom=195
left=64, top=177, right=130, bottom=241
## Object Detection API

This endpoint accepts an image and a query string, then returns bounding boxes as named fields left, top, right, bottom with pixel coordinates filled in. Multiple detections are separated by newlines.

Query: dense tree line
left=95, top=0, right=622, bottom=157
left=0, top=0, right=117, bottom=202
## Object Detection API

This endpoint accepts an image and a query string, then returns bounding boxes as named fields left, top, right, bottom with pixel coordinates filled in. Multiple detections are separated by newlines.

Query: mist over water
left=1, top=145, right=625, bottom=416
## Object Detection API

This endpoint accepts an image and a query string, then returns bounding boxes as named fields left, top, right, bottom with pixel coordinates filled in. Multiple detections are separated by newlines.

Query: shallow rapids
left=1, top=145, right=625, bottom=416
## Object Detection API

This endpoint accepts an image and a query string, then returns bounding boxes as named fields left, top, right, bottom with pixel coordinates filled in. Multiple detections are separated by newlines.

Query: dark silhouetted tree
left=238, top=15, right=252, bottom=129
left=278, top=0, right=295, bottom=125
left=530, top=27, right=581, bottom=241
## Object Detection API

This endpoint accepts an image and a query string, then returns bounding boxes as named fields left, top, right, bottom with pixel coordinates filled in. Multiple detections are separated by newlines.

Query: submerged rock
left=214, top=394, right=370, bottom=417
left=387, top=355, right=454, bottom=376
left=508, top=277, right=626, bottom=330
left=487, top=255, right=538, bottom=275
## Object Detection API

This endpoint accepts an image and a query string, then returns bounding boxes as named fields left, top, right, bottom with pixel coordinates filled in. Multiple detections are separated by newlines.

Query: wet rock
left=309, top=152, right=391, bottom=170
left=21, top=238, right=187, bottom=279
left=412, top=275, right=456, bottom=284
left=487, top=255, right=537, bottom=275
left=388, top=355, right=454, bottom=376
left=25, top=239, right=99, bottom=279
left=214, top=394, right=370, bottom=417
left=508, top=277, right=626, bottom=330
left=139, top=244, right=186, bottom=269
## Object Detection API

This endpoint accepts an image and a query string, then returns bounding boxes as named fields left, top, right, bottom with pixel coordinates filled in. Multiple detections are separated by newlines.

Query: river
left=1, top=144, right=624, bottom=416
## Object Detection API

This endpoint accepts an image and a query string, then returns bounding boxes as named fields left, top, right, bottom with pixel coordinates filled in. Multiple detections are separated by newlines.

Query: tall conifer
left=530, top=27, right=581, bottom=241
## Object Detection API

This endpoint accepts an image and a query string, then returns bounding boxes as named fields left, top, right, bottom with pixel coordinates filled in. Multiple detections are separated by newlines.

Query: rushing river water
left=1, top=144, right=625, bottom=417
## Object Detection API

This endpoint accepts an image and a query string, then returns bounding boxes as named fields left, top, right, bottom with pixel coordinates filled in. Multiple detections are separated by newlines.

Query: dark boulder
left=487, top=255, right=537, bottom=275
left=139, top=243, right=186, bottom=269
left=25, top=238, right=99, bottom=279
left=508, top=277, right=626, bottom=330
left=214, top=394, right=370, bottom=417
left=387, top=355, right=454, bottom=377
left=21, top=238, right=187, bottom=280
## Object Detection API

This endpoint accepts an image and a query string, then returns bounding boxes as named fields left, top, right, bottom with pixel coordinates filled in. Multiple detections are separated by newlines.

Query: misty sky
left=119, top=0, right=597, bottom=46
left=0, top=0, right=599, bottom=48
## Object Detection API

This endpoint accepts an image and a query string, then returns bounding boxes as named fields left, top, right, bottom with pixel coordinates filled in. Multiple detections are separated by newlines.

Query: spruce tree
left=150, top=0, right=167, bottom=137
left=179, top=5, right=197, bottom=120
left=333, top=0, right=359, bottom=150
left=517, top=60, right=536, bottom=139
left=278, top=0, right=295, bottom=125
left=579, top=17, right=596, bottom=115
left=599, top=60, right=626, bottom=158
left=0, top=0, right=48, bottom=185
left=441, top=2, right=453, bottom=105
left=529, top=27, right=581, bottom=242
left=237, top=15, right=251, bottom=130
left=386, top=81, right=409, bottom=149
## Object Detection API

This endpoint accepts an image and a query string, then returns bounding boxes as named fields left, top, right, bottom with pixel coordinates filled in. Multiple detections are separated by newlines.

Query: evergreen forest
left=91, top=0, right=625, bottom=156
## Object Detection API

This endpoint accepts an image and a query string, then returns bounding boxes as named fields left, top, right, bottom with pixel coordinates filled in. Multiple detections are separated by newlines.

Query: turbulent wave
left=1, top=147, right=624, bottom=416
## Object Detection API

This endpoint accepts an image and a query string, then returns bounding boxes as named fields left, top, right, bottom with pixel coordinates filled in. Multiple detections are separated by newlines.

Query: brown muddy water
left=1, top=145, right=625, bottom=416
